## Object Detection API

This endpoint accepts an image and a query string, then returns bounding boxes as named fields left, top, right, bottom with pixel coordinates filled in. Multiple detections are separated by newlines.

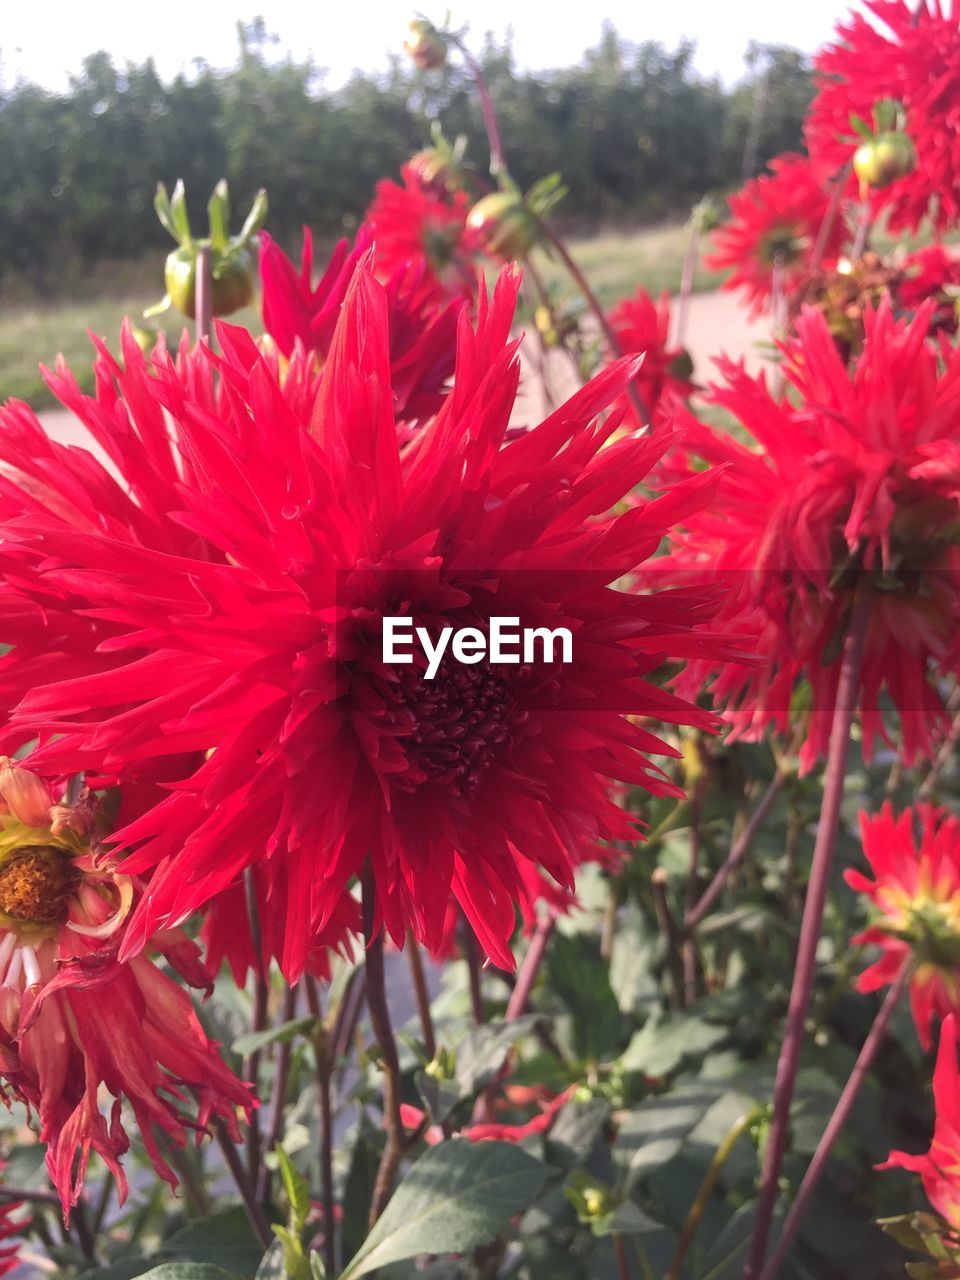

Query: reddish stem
left=758, top=959, right=910, bottom=1279
left=195, top=244, right=213, bottom=347
left=406, top=929, right=436, bottom=1060
left=744, top=592, right=871, bottom=1279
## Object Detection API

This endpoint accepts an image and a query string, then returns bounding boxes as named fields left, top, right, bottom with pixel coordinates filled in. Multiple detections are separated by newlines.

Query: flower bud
left=404, top=19, right=447, bottom=71
left=467, top=192, right=538, bottom=260
left=854, top=131, right=917, bottom=193
left=0, top=759, right=53, bottom=828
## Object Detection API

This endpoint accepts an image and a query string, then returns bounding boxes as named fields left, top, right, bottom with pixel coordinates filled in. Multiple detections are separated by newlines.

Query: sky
left=2, top=1, right=868, bottom=92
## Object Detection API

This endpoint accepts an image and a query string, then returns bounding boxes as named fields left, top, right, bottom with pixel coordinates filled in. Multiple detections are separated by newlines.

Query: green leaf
left=239, top=189, right=269, bottom=243
left=154, top=183, right=179, bottom=242
left=591, top=1201, right=663, bottom=1238
left=544, top=1098, right=610, bottom=1168
left=207, top=180, right=231, bottom=252
left=454, top=1015, right=543, bottom=1095
left=338, top=1141, right=549, bottom=1279
left=169, top=179, right=193, bottom=246
left=414, top=1068, right=460, bottom=1125
left=233, top=1016, right=319, bottom=1057
left=275, top=1146, right=311, bottom=1234
left=254, top=1241, right=285, bottom=1280
left=132, top=1268, right=240, bottom=1280
left=546, top=933, right=622, bottom=1062
left=613, top=1087, right=720, bottom=1187
left=164, top=1206, right=263, bottom=1276
left=620, top=1012, right=728, bottom=1077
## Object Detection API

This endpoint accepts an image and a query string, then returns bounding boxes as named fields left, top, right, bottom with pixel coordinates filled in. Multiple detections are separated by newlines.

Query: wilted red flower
left=659, top=299, right=960, bottom=771
left=0, top=761, right=251, bottom=1218
left=362, top=164, right=478, bottom=302
left=259, top=227, right=463, bottom=425
left=0, top=264, right=728, bottom=978
left=806, top=0, right=960, bottom=234
left=882, top=1013, right=960, bottom=1230
left=847, top=804, right=960, bottom=1049
left=606, top=288, right=695, bottom=423
left=898, top=244, right=960, bottom=332
left=705, top=154, right=850, bottom=317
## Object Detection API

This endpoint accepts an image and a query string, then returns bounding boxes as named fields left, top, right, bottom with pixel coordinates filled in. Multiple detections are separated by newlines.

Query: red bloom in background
left=0, top=1167, right=23, bottom=1277
left=0, top=264, right=730, bottom=978
left=658, top=300, right=960, bottom=771
left=806, top=0, right=960, bottom=233
left=259, top=227, right=463, bottom=426
left=898, top=244, right=960, bottom=332
left=0, top=762, right=250, bottom=1217
left=705, top=154, right=849, bottom=317
left=882, top=1013, right=960, bottom=1231
left=606, top=288, right=695, bottom=423
left=847, top=805, right=960, bottom=1049
left=362, top=164, right=478, bottom=302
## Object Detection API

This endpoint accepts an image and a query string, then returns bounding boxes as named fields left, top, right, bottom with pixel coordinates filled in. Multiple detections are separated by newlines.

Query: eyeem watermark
left=383, top=616, right=573, bottom=680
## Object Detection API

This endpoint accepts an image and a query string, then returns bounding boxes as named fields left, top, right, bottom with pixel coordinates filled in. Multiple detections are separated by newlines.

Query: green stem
left=665, top=1107, right=763, bottom=1280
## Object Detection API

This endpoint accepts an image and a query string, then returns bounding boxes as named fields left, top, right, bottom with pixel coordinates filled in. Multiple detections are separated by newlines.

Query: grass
left=0, top=221, right=710, bottom=410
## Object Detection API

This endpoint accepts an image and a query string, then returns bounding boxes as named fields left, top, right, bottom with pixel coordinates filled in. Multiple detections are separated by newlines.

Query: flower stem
left=809, top=164, right=851, bottom=276
left=195, top=244, right=213, bottom=347
left=461, top=916, right=487, bottom=1026
left=362, top=864, right=405, bottom=1226
left=505, top=915, right=555, bottom=1021
left=243, top=868, right=269, bottom=1191
left=305, top=977, right=337, bottom=1277
left=665, top=1107, right=763, bottom=1280
left=758, top=959, right=911, bottom=1280
left=683, top=771, right=787, bottom=934
left=536, top=219, right=650, bottom=425
left=676, top=224, right=701, bottom=349
left=743, top=591, right=871, bottom=1279
left=406, top=929, right=436, bottom=1060
left=652, top=868, right=685, bottom=1010
left=614, top=1231, right=631, bottom=1280
left=212, top=1117, right=271, bottom=1249
left=257, top=981, right=298, bottom=1203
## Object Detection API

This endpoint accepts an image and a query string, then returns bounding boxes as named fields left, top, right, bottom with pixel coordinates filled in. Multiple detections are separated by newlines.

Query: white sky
left=3, top=1, right=868, bottom=91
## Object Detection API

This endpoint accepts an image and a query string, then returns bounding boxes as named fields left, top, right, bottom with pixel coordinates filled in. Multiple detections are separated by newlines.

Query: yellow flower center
left=0, top=846, right=79, bottom=925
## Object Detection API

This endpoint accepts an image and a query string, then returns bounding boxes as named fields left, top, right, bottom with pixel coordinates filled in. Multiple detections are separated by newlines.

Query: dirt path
left=35, top=289, right=769, bottom=444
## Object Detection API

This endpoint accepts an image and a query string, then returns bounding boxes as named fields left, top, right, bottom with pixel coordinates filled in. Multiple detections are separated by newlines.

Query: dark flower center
left=398, top=660, right=531, bottom=796
left=0, top=847, right=79, bottom=924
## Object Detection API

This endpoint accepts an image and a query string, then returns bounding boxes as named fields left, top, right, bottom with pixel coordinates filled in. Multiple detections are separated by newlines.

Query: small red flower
left=882, top=1013, right=960, bottom=1230
left=806, top=0, right=960, bottom=234
left=606, top=288, right=695, bottom=423
left=659, top=299, right=960, bottom=771
left=847, top=804, right=960, bottom=1050
left=705, top=154, right=850, bottom=317
left=259, top=227, right=463, bottom=426
left=898, top=244, right=960, bottom=333
left=362, top=164, right=478, bottom=302
left=0, top=763, right=251, bottom=1218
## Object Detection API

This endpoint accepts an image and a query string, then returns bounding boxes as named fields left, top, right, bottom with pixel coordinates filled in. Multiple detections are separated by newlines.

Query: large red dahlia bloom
left=806, top=0, right=960, bottom=234
left=659, top=299, right=960, bottom=771
left=259, top=227, right=463, bottom=426
left=847, top=804, right=960, bottom=1050
left=705, top=154, right=850, bottom=317
left=0, top=762, right=250, bottom=1217
left=0, top=264, right=729, bottom=978
left=362, top=164, right=478, bottom=302
left=606, top=288, right=695, bottom=423
left=882, top=1013, right=960, bottom=1231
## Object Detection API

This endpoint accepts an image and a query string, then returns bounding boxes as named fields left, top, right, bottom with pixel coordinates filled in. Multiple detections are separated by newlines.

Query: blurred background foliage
left=0, top=19, right=813, bottom=288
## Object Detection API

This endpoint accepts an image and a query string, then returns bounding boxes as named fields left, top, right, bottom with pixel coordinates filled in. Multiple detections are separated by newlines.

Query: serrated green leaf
left=620, top=1012, right=728, bottom=1077
left=614, top=1087, right=720, bottom=1187
left=338, top=1141, right=549, bottom=1279
left=276, top=1146, right=311, bottom=1233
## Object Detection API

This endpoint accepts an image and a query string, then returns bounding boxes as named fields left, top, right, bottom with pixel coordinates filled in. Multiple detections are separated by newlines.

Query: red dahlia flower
left=0, top=264, right=729, bottom=978
left=0, top=762, right=250, bottom=1217
left=606, top=288, right=695, bottom=424
left=847, top=804, right=960, bottom=1049
left=898, top=244, right=960, bottom=333
left=806, top=0, right=960, bottom=234
left=259, top=227, right=463, bottom=426
left=362, top=164, right=478, bottom=302
left=658, top=299, right=960, bottom=771
left=705, top=154, right=850, bottom=318
left=882, top=1013, right=960, bottom=1230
